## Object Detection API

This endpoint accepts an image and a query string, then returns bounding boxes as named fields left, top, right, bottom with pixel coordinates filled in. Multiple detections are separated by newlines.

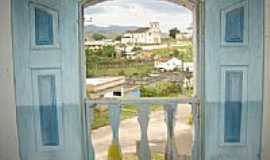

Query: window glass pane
left=224, top=71, right=243, bottom=142
left=38, top=75, right=59, bottom=146
left=35, top=8, right=54, bottom=45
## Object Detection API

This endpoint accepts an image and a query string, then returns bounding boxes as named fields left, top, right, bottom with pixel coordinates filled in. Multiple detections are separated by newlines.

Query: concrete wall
left=0, top=0, right=20, bottom=160
left=262, top=1, right=270, bottom=160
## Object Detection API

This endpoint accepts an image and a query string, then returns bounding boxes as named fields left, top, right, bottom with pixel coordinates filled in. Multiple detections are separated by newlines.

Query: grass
left=123, top=153, right=164, bottom=160
left=152, top=48, right=176, bottom=57
left=151, top=46, right=192, bottom=62
left=88, top=63, right=154, bottom=77
left=92, top=105, right=163, bottom=129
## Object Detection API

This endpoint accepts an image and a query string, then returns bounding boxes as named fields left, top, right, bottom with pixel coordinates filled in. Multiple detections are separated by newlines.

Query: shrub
left=118, top=70, right=126, bottom=76
left=140, top=82, right=183, bottom=97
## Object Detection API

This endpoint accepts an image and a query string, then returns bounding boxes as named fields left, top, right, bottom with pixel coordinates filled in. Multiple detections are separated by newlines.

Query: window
left=38, top=75, right=59, bottom=146
left=35, top=8, right=54, bottom=45
left=30, top=4, right=59, bottom=48
left=221, top=1, right=248, bottom=46
left=32, top=69, right=63, bottom=150
left=225, top=7, right=244, bottom=43
left=224, top=71, right=243, bottom=143
left=113, top=91, right=122, bottom=97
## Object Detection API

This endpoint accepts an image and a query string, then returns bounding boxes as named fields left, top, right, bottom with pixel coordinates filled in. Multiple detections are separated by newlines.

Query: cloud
left=84, top=0, right=193, bottom=33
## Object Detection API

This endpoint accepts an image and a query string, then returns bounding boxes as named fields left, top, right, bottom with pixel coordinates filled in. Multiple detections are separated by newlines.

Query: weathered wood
left=86, top=106, right=95, bottom=160
left=192, top=98, right=200, bottom=160
left=137, top=105, right=151, bottom=160
left=85, top=98, right=196, bottom=160
left=86, top=97, right=192, bottom=107
left=107, top=104, right=122, bottom=160
left=13, top=0, right=83, bottom=159
left=164, top=104, right=178, bottom=160
left=108, top=104, right=121, bottom=143
left=204, top=0, right=263, bottom=159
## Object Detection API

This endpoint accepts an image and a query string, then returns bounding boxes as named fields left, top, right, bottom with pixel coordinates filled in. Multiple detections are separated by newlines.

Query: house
left=175, top=32, right=193, bottom=40
left=137, top=51, right=154, bottom=60
left=86, top=76, right=125, bottom=99
left=124, top=51, right=137, bottom=60
left=85, top=39, right=117, bottom=50
left=119, top=45, right=139, bottom=59
left=183, top=62, right=194, bottom=72
left=121, top=22, right=161, bottom=44
left=155, top=57, right=182, bottom=71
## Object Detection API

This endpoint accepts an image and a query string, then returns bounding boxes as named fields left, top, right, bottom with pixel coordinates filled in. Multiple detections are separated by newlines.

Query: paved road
left=91, top=104, right=192, bottom=160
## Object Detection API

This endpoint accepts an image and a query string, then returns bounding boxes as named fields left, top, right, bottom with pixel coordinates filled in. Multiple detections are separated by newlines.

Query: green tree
left=172, top=49, right=180, bottom=57
left=114, top=35, right=122, bottom=41
left=140, top=82, right=183, bottom=97
left=102, top=45, right=116, bottom=58
left=131, top=46, right=142, bottom=52
left=169, top=27, right=180, bottom=39
left=92, top=33, right=106, bottom=41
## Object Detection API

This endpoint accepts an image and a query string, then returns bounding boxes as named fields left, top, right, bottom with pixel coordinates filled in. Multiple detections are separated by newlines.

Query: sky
left=84, top=0, right=193, bottom=33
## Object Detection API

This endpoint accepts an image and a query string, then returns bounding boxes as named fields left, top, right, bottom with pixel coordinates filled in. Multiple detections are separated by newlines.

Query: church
left=121, top=22, right=162, bottom=44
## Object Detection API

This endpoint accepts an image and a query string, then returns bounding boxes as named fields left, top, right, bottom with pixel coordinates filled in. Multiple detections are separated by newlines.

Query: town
left=84, top=22, right=194, bottom=99
left=3, top=1, right=269, bottom=160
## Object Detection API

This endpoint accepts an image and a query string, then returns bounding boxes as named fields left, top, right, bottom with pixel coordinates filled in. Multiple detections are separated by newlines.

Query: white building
left=85, top=39, right=118, bottom=50
left=86, top=77, right=125, bottom=99
left=175, top=32, right=193, bottom=40
left=183, top=62, right=194, bottom=72
left=155, top=57, right=182, bottom=71
left=121, top=22, right=161, bottom=44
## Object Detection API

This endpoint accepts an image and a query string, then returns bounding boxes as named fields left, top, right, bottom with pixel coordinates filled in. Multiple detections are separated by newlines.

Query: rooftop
left=127, top=27, right=150, bottom=33
left=86, top=76, right=125, bottom=86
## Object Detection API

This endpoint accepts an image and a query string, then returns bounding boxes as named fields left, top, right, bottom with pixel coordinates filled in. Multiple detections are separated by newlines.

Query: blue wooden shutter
left=38, top=75, right=59, bottom=146
left=224, top=71, right=243, bottom=143
left=35, top=8, right=54, bottom=45
left=225, top=7, right=244, bottom=42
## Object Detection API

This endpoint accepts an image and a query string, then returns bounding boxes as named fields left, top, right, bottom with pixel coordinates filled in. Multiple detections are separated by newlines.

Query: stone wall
left=0, top=0, right=20, bottom=160
left=262, top=0, right=270, bottom=160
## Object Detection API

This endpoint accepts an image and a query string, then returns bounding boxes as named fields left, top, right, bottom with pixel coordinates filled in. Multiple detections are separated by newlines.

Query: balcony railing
left=84, top=97, right=200, bottom=160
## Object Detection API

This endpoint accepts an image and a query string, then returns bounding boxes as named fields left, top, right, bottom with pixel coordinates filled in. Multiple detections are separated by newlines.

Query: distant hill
left=84, top=24, right=169, bottom=40
left=85, top=24, right=139, bottom=34
left=84, top=25, right=140, bottom=40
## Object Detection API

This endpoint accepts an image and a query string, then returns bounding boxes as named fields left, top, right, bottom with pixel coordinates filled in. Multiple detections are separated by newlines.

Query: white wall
left=0, top=0, right=20, bottom=160
left=262, top=0, right=270, bottom=159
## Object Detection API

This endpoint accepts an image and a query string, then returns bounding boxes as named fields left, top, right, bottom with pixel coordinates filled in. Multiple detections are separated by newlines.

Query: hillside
left=84, top=24, right=170, bottom=40
left=84, top=24, right=139, bottom=40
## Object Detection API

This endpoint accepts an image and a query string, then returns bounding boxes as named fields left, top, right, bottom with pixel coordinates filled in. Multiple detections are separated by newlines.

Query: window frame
left=30, top=3, right=59, bottom=49
left=31, top=69, right=64, bottom=151
left=221, top=1, right=249, bottom=47
left=218, top=66, right=248, bottom=146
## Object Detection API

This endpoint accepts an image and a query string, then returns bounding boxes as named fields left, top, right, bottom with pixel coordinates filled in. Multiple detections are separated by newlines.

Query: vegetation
left=86, top=46, right=155, bottom=77
left=86, top=45, right=116, bottom=58
left=87, top=61, right=153, bottom=77
left=132, top=46, right=143, bottom=52
left=140, top=82, right=183, bottom=97
left=169, top=27, right=180, bottom=39
left=92, top=105, right=137, bottom=129
left=92, top=105, right=163, bottom=129
left=151, top=42, right=193, bottom=62
left=123, top=153, right=164, bottom=160
left=92, top=33, right=107, bottom=41
left=114, top=35, right=122, bottom=41
left=85, top=40, right=193, bottom=77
